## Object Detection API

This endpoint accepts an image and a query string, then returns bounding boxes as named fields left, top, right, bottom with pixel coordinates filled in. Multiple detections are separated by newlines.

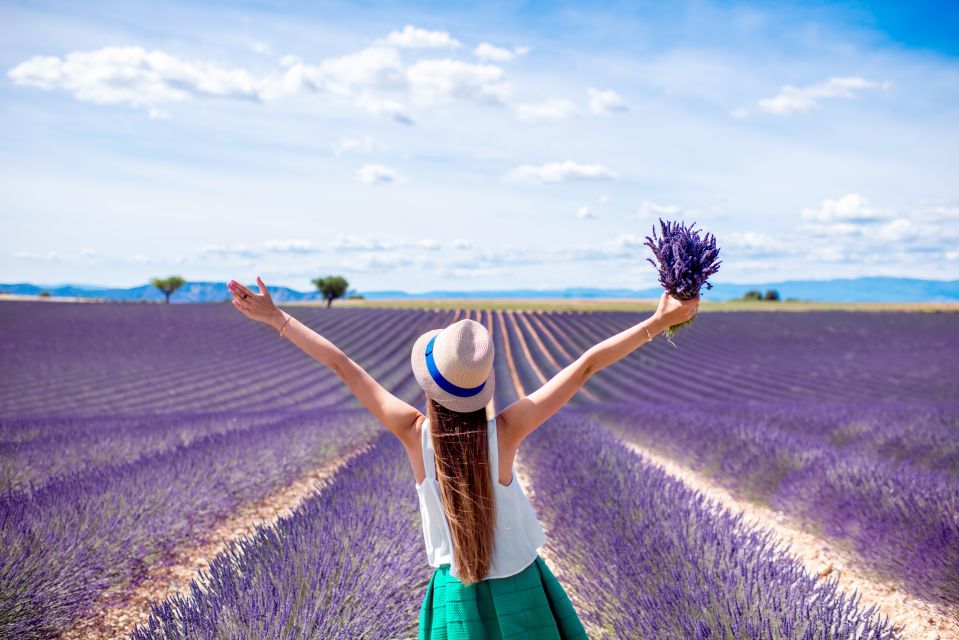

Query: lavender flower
left=644, top=218, right=722, bottom=337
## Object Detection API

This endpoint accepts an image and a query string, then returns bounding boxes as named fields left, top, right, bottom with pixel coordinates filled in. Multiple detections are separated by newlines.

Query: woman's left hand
left=227, top=276, right=283, bottom=326
left=653, top=291, right=699, bottom=327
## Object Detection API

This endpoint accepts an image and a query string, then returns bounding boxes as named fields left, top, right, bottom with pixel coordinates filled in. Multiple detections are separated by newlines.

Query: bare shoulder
left=400, top=412, right=427, bottom=449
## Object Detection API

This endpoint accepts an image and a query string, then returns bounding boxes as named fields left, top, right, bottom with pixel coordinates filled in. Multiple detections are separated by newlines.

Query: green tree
left=151, top=275, right=186, bottom=304
left=312, top=275, right=350, bottom=307
left=763, top=289, right=781, bottom=301
left=742, top=289, right=763, bottom=301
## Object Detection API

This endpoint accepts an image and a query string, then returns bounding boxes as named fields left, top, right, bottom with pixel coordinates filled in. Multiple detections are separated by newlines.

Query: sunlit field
left=327, top=297, right=959, bottom=313
left=2, top=300, right=957, bottom=639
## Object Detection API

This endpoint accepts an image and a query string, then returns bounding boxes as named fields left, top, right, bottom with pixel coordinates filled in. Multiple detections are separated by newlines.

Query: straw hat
left=411, top=319, right=495, bottom=413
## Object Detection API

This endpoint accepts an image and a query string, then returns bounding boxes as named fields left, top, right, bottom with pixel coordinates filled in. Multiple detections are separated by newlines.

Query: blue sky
left=2, top=0, right=957, bottom=292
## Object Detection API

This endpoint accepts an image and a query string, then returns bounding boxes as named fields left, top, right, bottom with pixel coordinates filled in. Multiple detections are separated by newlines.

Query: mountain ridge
left=2, top=277, right=958, bottom=303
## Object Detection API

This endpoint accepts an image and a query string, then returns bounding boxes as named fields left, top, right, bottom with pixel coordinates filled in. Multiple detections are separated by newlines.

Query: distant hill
left=0, top=282, right=324, bottom=303
left=1, top=277, right=957, bottom=303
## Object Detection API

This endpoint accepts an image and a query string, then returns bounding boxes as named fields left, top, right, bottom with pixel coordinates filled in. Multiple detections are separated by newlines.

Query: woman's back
left=415, top=416, right=547, bottom=581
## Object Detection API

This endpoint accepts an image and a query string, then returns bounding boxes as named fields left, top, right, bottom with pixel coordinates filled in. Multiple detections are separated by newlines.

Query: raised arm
left=228, top=277, right=421, bottom=440
left=498, top=292, right=699, bottom=448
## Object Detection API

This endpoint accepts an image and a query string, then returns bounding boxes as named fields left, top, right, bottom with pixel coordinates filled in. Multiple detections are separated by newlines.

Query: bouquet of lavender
left=644, top=218, right=722, bottom=339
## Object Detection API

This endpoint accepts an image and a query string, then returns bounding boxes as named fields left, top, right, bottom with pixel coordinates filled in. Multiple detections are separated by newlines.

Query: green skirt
left=418, top=554, right=589, bottom=640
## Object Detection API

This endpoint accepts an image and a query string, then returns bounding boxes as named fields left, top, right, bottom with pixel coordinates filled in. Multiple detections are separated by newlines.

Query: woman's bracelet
left=644, top=325, right=653, bottom=343
left=278, top=314, right=292, bottom=337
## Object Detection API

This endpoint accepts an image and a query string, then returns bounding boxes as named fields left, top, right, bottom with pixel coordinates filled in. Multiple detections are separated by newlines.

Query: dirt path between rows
left=621, top=440, right=957, bottom=640
left=65, top=440, right=377, bottom=640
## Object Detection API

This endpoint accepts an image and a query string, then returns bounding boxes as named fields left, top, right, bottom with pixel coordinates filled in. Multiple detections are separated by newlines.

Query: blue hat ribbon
left=425, top=335, right=486, bottom=398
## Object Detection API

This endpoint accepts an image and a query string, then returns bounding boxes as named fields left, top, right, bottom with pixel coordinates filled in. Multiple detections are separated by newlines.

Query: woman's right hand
left=227, top=276, right=284, bottom=328
left=653, top=291, right=700, bottom=327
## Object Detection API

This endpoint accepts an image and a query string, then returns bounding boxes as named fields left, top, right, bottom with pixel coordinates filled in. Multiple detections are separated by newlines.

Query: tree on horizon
left=151, top=276, right=186, bottom=304
left=312, top=276, right=349, bottom=307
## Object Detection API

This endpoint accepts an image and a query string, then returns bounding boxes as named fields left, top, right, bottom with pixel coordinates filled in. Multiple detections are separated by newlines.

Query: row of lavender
left=496, top=306, right=958, bottom=612
left=537, top=308, right=959, bottom=404
left=0, top=306, right=459, bottom=492
left=522, top=410, right=897, bottom=639
left=589, top=400, right=959, bottom=608
left=131, top=431, right=430, bottom=640
left=0, top=303, right=459, bottom=638
left=130, top=410, right=896, bottom=639
left=0, top=407, right=381, bottom=639
left=4, top=303, right=955, bottom=419
left=0, top=303, right=447, bottom=418
left=2, top=302, right=956, bottom=636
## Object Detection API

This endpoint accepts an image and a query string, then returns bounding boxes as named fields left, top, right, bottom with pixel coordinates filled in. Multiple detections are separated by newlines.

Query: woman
left=227, top=276, right=698, bottom=639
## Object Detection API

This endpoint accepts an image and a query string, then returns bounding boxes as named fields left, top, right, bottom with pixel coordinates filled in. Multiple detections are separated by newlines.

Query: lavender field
left=1, top=300, right=957, bottom=639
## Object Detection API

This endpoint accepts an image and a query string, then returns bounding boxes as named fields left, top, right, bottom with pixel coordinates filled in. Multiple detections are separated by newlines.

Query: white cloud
left=250, top=41, right=273, bottom=56
left=729, top=108, right=749, bottom=119
left=7, top=41, right=509, bottom=121
left=7, top=44, right=409, bottom=121
left=12, top=250, right=65, bottom=261
left=333, top=135, right=376, bottom=155
left=634, top=201, right=683, bottom=219
left=383, top=25, right=462, bottom=49
left=598, top=195, right=611, bottom=205
left=472, top=43, right=527, bottom=62
left=196, top=243, right=261, bottom=260
left=505, top=160, right=617, bottom=184
left=311, top=46, right=405, bottom=94
left=609, top=233, right=647, bottom=249
left=263, top=240, right=322, bottom=254
left=875, top=217, right=912, bottom=241
left=758, top=77, right=887, bottom=116
left=453, top=238, right=472, bottom=249
left=576, top=206, right=596, bottom=219
left=341, top=253, right=419, bottom=272
left=439, top=266, right=512, bottom=278
left=351, top=95, right=413, bottom=123
left=800, top=193, right=894, bottom=223
left=516, top=90, right=625, bottom=121
left=270, top=42, right=508, bottom=111
left=329, top=235, right=397, bottom=251
left=587, top=87, right=627, bottom=115
left=722, top=231, right=792, bottom=259
left=405, top=59, right=510, bottom=106
left=784, top=196, right=959, bottom=265
left=724, top=231, right=779, bottom=249
left=916, top=204, right=959, bottom=224
left=417, top=238, right=441, bottom=250
left=8, top=47, right=262, bottom=108
left=356, top=163, right=403, bottom=185
left=515, top=98, right=577, bottom=121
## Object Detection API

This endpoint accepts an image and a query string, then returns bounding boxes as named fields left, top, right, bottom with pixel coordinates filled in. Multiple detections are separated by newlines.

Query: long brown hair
left=426, top=397, right=496, bottom=585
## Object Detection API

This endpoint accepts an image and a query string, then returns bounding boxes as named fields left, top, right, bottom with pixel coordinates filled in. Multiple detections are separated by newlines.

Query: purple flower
left=644, top=218, right=722, bottom=337
left=644, top=218, right=722, bottom=300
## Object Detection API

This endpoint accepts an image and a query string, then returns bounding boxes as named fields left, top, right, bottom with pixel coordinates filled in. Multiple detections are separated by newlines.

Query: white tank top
left=414, top=416, right=548, bottom=581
